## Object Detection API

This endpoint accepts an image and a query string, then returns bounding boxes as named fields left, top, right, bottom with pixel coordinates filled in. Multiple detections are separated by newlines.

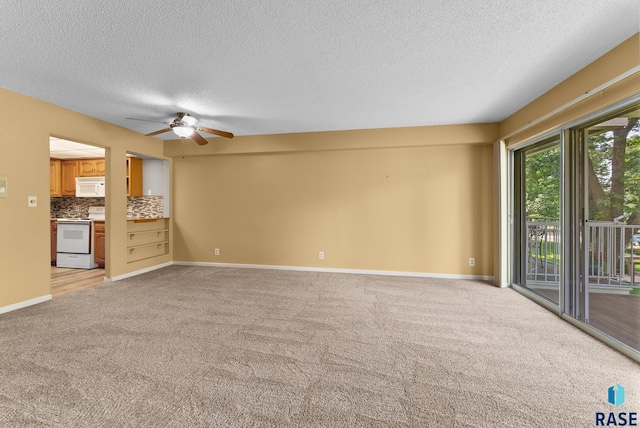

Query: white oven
left=56, top=219, right=97, bottom=269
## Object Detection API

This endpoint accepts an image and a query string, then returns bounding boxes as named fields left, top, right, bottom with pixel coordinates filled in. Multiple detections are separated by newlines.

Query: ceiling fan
left=127, top=112, right=234, bottom=145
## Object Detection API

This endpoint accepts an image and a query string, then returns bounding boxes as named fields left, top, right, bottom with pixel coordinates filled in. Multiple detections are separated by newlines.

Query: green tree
left=525, top=145, right=561, bottom=220
left=588, top=117, right=640, bottom=223
left=524, top=117, right=640, bottom=225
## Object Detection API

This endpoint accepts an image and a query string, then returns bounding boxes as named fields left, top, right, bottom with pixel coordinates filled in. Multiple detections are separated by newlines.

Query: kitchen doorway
left=50, top=137, right=107, bottom=297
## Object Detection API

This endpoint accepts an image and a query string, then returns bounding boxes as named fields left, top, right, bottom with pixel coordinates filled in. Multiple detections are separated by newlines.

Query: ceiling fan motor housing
left=177, top=113, right=198, bottom=125
left=171, top=114, right=198, bottom=138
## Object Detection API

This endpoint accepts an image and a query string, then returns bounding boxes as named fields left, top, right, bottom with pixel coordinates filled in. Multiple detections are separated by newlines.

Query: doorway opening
left=49, top=137, right=106, bottom=297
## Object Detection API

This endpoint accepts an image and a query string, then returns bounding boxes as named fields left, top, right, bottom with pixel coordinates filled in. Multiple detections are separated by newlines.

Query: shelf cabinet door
left=94, top=159, right=106, bottom=175
left=50, top=160, right=61, bottom=196
left=78, top=159, right=106, bottom=177
left=61, top=160, right=77, bottom=196
left=126, top=157, right=143, bottom=197
left=77, top=160, right=95, bottom=176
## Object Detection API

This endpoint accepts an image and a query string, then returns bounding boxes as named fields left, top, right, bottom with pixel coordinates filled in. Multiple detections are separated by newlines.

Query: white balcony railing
left=526, top=218, right=561, bottom=285
left=525, top=219, right=639, bottom=292
left=587, top=221, right=640, bottom=289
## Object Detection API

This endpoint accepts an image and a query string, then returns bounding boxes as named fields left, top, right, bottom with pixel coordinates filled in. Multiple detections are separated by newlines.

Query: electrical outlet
left=319, top=251, right=324, bottom=260
left=469, top=257, right=475, bottom=267
left=215, top=248, right=220, bottom=256
left=0, top=176, right=7, bottom=197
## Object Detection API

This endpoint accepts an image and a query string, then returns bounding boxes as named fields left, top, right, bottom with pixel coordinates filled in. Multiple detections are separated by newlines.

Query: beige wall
left=169, top=125, right=497, bottom=277
left=0, top=88, right=171, bottom=309
left=169, top=35, right=640, bottom=281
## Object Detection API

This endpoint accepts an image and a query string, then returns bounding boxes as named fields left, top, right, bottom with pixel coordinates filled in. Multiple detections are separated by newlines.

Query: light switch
left=28, top=196, right=37, bottom=207
left=0, top=176, right=6, bottom=197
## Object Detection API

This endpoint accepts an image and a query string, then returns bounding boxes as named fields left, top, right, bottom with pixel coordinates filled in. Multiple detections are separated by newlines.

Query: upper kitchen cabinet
left=50, top=159, right=61, bottom=196
left=77, top=159, right=106, bottom=177
left=127, top=157, right=143, bottom=197
left=61, top=160, right=77, bottom=196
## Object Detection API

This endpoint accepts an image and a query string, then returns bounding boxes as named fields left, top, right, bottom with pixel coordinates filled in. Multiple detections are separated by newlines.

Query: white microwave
left=76, top=177, right=106, bottom=197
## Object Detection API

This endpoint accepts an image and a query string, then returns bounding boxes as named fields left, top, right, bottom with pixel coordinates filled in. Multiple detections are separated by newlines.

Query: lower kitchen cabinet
left=51, top=220, right=57, bottom=265
left=94, top=221, right=105, bottom=268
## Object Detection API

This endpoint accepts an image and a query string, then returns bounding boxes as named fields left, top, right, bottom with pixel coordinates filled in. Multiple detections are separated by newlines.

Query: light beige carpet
left=0, top=265, right=638, bottom=427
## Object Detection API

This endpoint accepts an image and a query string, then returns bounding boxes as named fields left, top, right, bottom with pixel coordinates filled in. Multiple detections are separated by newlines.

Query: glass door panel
left=584, top=115, right=640, bottom=351
left=514, top=137, right=561, bottom=306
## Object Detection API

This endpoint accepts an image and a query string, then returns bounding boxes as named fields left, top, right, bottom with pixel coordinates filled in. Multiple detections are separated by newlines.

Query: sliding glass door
left=513, top=137, right=561, bottom=306
left=512, top=101, right=640, bottom=354
left=582, top=112, right=640, bottom=351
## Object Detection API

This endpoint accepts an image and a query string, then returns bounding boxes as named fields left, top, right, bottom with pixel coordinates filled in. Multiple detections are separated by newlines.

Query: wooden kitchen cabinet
left=77, top=159, right=106, bottom=177
left=93, top=221, right=105, bottom=268
left=50, top=159, right=61, bottom=196
left=51, top=220, right=57, bottom=265
left=126, top=157, right=143, bottom=197
left=61, top=160, right=77, bottom=196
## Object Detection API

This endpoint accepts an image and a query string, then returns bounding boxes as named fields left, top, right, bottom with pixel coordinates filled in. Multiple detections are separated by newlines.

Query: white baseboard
left=109, top=261, right=174, bottom=282
left=174, top=261, right=494, bottom=282
left=0, top=294, right=52, bottom=316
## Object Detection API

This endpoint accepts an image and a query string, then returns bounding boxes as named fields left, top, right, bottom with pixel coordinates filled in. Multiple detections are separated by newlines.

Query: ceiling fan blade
left=145, top=128, right=172, bottom=136
left=198, top=126, right=234, bottom=139
left=191, top=131, right=209, bottom=146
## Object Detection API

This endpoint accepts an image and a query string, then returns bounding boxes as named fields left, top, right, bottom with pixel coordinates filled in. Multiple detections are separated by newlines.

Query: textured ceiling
left=1, top=1, right=638, bottom=139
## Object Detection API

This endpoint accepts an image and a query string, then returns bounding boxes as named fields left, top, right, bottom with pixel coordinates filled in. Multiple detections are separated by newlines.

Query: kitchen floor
left=51, top=267, right=105, bottom=298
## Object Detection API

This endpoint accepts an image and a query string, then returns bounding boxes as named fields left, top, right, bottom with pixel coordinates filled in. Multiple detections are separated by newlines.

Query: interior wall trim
left=500, top=64, right=640, bottom=142
left=174, top=261, right=494, bottom=282
left=0, top=295, right=52, bottom=316
left=109, top=261, right=174, bottom=282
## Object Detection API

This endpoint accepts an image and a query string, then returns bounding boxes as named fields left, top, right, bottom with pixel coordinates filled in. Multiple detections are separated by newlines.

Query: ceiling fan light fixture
left=173, top=125, right=194, bottom=138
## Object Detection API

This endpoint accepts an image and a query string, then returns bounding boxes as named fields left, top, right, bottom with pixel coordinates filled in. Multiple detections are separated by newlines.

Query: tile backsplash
left=51, top=197, right=103, bottom=218
left=51, top=196, right=164, bottom=219
left=126, top=196, right=164, bottom=219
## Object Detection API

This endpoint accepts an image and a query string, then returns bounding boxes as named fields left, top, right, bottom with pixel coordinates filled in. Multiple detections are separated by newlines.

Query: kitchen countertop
left=127, top=217, right=170, bottom=221
left=53, top=218, right=168, bottom=221
left=51, top=218, right=104, bottom=221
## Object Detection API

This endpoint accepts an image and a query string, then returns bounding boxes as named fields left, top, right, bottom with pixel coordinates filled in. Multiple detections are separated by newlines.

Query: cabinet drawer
left=57, top=253, right=95, bottom=269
